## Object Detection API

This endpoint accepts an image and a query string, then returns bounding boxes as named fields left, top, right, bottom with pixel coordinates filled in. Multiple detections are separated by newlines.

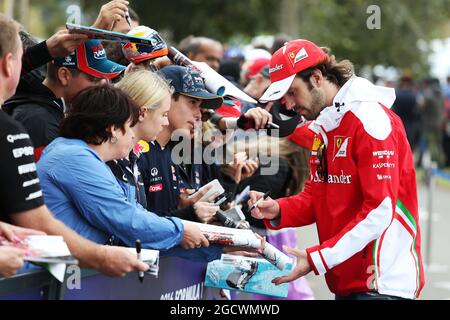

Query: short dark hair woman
left=37, top=84, right=216, bottom=258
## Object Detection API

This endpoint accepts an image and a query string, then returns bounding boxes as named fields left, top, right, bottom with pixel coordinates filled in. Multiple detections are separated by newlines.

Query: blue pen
left=135, top=239, right=144, bottom=283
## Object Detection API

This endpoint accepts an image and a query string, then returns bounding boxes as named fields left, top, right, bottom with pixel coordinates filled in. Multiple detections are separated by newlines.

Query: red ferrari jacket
left=266, top=77, right=424, bottom=299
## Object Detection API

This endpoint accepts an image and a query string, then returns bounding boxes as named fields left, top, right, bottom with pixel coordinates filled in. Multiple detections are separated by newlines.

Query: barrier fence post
left=425, top=161, right=437, bottom=267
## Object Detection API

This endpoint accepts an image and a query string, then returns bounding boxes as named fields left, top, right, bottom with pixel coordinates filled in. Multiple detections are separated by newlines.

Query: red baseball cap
left=243, top=58, right=270, bottom=80
left=215, top=97, right=242, bottom=118
left=259, top=39, right=327, bottom=103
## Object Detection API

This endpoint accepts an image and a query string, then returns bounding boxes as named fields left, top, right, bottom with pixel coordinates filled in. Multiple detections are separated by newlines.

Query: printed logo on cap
left=60, top=54, right=76, bottom=67
left=288, top=47, right=309, bottom=67
left=182, top=70, right=206, bottom=93
left=91, top=44, right=106, bottom=60
left=269, top=64, right=283, bottom=74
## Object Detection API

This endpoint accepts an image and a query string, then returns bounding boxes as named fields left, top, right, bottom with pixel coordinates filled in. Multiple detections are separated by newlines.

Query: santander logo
left=310, top=170, right=352, bottom=184
left=269, top=64, right=283, bottom=74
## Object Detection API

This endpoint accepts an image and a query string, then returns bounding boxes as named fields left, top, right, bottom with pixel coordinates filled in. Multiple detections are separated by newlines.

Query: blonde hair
left=0, top=14, right=20, bottom=59
left=114, top=70, right=172, bottom=110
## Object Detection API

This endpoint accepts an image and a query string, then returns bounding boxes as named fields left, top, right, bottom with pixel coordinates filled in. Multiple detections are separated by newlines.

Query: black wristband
left=209, top=112, right=223, bottom=125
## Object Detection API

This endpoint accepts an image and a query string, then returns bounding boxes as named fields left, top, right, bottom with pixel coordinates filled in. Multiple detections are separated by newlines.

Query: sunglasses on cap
left=317, top=143, right=328, bottom=182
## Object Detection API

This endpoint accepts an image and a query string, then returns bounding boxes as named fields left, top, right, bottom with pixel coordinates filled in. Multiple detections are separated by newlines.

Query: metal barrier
left=0, top=256, right=212, bottom=300
left=424, top=162, right=450, bottom=267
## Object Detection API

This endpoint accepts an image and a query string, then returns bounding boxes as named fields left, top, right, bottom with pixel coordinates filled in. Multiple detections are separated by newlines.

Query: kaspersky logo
left=269, top=64, right=283, bottom=74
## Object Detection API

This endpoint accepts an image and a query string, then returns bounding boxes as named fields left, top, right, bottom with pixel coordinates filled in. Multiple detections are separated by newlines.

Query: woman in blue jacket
left=37, top=84, right=221, bottom=261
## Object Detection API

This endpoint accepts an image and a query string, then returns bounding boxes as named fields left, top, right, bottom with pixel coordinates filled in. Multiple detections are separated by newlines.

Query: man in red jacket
left=249, top=39, right=424, bottom=300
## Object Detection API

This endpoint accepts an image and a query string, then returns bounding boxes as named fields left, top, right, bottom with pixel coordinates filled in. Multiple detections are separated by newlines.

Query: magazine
left=185, top=221, right=261, bottom=248
left=65, top=23, right=160, bottom=46
left=190, top=61, right=257, bottom=104
left=0, top=235, right=77, bottom=282
left=187, top=179, right=225, bottom=202
left=126, top=248, right=160, bottom=277
left=185, top=221, right=293, bottom=270
left=205, top=254, right=292, bottom=298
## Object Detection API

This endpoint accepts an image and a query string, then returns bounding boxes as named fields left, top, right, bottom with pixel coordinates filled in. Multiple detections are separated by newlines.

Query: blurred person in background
left=392, top=71, right=421, bottom=155
left=419, top=78, right=445, bottom=167
left=178, top=36, right=223, bottom=72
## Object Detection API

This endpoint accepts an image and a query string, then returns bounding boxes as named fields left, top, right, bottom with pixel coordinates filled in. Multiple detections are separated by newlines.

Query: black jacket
left=3, top=76, right=64, bottom=160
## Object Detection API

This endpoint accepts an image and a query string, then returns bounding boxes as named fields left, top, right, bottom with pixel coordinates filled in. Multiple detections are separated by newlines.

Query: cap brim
left=259, top=74, right=296, bottom=103
left=181, top=92, right=223, bottom=110
left=82, top=59, right=126, bottom=79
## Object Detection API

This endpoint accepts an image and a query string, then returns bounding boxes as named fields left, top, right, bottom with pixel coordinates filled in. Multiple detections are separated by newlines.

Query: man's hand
left=46, top=29, right=88, bottom=58
left=0, top=221, right=45, bottom=242
left=178, top=185, right=220, bottom=209
left=153, top=56, right=172, bottom=69
left=240, top=158, right=259, bottom=181
left=0, top=246, right=26, bottom=278
left=193, top=202, right=220, bottom=223
left=248, top=190, right=280, bottom=220
left=272, top=246, right=312, bottom=285
left=244, top=107, right=272, bottom=130
left=222, top=152, right=258, bottom=183
left=124, top=62, right=146, bottom=75
left=180, top=222, right=209, bottom=249
left=223, top=246, right=259, bottom=257
left=98, top=245, right=149, bottom=277
left=92, top=0, right=130, bottom=31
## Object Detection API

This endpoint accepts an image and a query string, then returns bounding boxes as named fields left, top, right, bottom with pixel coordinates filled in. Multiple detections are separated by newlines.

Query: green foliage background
left=2, top=0, right=449, bottom=77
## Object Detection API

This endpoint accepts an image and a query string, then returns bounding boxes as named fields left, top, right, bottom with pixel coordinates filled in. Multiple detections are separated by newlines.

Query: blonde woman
left=113, top=70, right=219, bottom=223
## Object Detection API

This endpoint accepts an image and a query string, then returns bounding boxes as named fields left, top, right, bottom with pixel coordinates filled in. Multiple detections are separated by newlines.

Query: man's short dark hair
left=60, top=84, right=140, bottom=145
left=19, top=30, right=38, bottom=49
left=178, top=36, right=221, bottom=57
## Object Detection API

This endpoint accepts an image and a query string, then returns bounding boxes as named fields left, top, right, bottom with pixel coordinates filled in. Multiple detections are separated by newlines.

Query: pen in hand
left=247, top=191, right=271, bottom=215
left=125, top=11, right=132, bottom=28
left=135, top=239, right=144, bottom=283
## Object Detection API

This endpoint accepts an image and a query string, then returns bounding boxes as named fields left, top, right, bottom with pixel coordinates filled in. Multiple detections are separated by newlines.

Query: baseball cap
left=243, top=58, right=270, bottom=80
left=121, top=26, right=168, bottom=64
left=259, top=39, right=327, bottom=103
left=158, top=65, right=223, bottom=109
left=53, top=39, right=125, bottom=79
left=215, top=97, right=242, bottom=118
